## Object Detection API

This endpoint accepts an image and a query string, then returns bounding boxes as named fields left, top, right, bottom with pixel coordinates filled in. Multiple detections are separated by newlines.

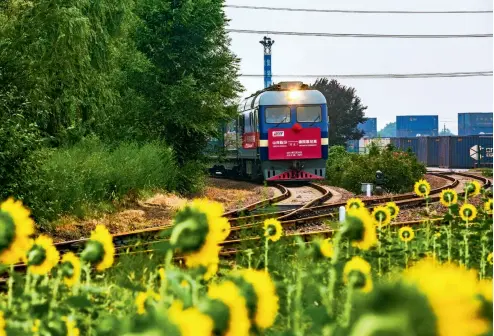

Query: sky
left=224, top=0, right=493, bottom=133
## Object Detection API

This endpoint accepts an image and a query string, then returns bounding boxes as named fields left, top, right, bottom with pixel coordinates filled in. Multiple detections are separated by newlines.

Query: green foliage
left=481, top=168, right=493, bottom=178
left=439, top=127, right=455, bottom=136
left=1, top=0, right=243, bottom=218
left=377, top=122, right=396, bottom=137
left=326, top=145, right=426, bottom=194
left=310, top=78, right=367, bottom=146
left=26, top=138, right=177, bottom=224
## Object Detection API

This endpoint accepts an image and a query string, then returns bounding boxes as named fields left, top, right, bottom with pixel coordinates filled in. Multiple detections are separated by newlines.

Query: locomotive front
left=258, top=82, right=329, bottom=181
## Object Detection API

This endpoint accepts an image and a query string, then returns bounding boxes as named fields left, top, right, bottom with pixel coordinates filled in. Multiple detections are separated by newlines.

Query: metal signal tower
left=259, top=36, right=274, bottom=88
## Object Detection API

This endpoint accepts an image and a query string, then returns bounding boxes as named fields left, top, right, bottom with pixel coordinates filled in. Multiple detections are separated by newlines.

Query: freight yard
left=0, top=1, right=492, bottom=336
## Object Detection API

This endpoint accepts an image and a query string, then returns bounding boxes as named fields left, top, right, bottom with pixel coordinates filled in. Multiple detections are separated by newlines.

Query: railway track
left=1, top=172, right=490, bottom=279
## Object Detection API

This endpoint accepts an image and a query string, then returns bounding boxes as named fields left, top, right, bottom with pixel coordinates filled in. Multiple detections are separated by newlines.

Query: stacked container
left=396, top=115, right=439, bottom=137
left=458, top=113, right=493, bottom=136
left=358, top=118, right=378, bottom=138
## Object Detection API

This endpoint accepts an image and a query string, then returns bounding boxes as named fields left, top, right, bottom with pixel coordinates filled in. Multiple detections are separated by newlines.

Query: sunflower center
left=348, top=271, right=367, bottom=289
left=27, top=245, right=47, bottom=266
left=230, top=276, right=258, bottom=321
left=0, top=211, right=16, bottom=252
left=419, top=185, right=427, bottom=194
left=198, top=298, right=230, bottom=335
left=388, top=207, right=396, bottom=216
left=266, top=224, right=277, bottom=236
left=463, top=209, right=472, bottom=218
left=350, top=203, right=360, bottom=209
left=81, top=240, right=105, bottom=264
left=376, top=211, right=387, bottom=222
left=61, top=261, right=75, bottom=278
left=344, top=216, right=365, bottom=242
left=402, top=231, right=410, bottom=239
left=171, top=209, right=209, bottom=253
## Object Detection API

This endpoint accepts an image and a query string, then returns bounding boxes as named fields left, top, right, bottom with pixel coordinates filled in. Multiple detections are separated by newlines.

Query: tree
left=310, top=78, right=366, bottom=145
left=131, top=0, right=243, bottom=164
left=378, top=122, right=396, bottom=137
left=439, top=127, right=454, bottom=136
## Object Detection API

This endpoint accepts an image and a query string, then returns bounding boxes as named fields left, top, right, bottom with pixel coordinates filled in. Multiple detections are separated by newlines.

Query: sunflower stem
left=7, top=264, right=14, bottom=310
left=293, top=264, right=304, bottom=336
left=480, top=243, right=487, bottom=280
left=342, top=279, right=355, bottom=327
left=327, top=234, right=341, bottom=317
left=463, top=220, right=470, bottom=268
left=404, top=241, right=409, bottom=270
left=377, top=221, right=382, bottom=277
left=49, top=270, right=62, bottom=319
left=264, top=238, right=269, bottom=272
left=84, top=263, right=91, bottom=286
left=23, top=270, right=31, bottom=297
left=447, top=207, right=453, bottom=263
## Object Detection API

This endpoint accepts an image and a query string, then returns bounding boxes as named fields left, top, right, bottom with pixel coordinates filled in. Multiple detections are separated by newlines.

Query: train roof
left=240, top=89, right=326, bottom=111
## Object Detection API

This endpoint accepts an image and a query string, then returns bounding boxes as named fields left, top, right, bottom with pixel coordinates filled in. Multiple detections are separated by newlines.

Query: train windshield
left=266, top=107, right=291, bottom=124
left=296, top=106, right=321, bottom=122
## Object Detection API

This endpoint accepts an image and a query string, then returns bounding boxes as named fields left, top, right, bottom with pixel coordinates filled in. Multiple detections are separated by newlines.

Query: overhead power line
left=239, top=71, right=493, bottom=79
left=227, top=29, right=493, bottom=38
left=225, top=5, right=493, bottom=14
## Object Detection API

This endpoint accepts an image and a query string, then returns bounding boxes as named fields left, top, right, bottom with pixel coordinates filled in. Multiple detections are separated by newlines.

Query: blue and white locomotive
left=208, top=81, right=329, bottom=182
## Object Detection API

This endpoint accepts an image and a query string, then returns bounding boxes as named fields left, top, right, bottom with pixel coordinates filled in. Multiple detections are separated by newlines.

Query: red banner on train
left=268, top=128, right=321, bottom=160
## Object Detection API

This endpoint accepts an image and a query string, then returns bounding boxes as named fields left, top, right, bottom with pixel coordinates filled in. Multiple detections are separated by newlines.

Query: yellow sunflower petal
left=89, top=225, right=114, bottom=271
left=61, top=252, right=81, bottom=287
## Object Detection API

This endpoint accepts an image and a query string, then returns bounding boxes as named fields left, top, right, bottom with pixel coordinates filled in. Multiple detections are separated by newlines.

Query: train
left=207, top=81, right=329, bottom=182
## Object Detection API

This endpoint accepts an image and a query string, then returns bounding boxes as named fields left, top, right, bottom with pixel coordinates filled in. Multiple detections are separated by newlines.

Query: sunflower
left=343, top=256, right=373, bottom=293
left=188, top=199, right=231, bottom=242
left=172, top=199, right=228, bottom=273
left=464, top=181, right=481, bottom=197
left=398, top=227, right=415, bottom=242
left=203, top=259, right=219, bottom=281
left=263, top=218, right=282, bottom=242
left=346, top=198, right=365, bottom=211
left=230, top=269, right=279, bottom=330
left=460, top=203, right=477, bottom=222
left=487, top=253, right=493, bottom=265
left=0, top=198, right=35, bottom=265
left=414, top=179, right=430, bottom=197
left=0, top=312, right=5, bottom=336
left=25, top=235, right=59, bottom=276
left=342, top=208, right=377, bottom=251
left=80, top=225, right=114, bottom=272
left=135, top=289, right=160, bottom=315
left=62, top=316, right=79, bottom=336
left=439, top=189, right=458, bottom=207
left=168, top=300, right=214, bottom=336
left=319, top=238, right=333, bottom=259
left=31, top=319, right=40, bottom=333
left=404, top=259, right=489, bottom=336
left=202, top=281, right=250, bottom=336
left=484, top=199, right=493, bottom=215
left=371, top=206, right=392, bottom=226
left=60, top=252, right=81, bottom=287
left=386, top=202, right=400, bottom=220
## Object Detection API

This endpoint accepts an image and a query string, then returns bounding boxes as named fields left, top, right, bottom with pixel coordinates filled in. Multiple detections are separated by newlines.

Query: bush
left=326, top=144, right=426, bottom=194
left=27, top=137, right=178, bottom=224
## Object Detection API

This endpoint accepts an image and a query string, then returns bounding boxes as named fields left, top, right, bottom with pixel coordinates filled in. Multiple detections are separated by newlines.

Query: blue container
left=458, top=112, right=493, bottom=136
left=438, top=135, right=493, bottom=168
left=358, top=118, right=377, bottom=138
left=390, top=137, right=420, bottom=156
left=417, top=137, right=440, bottom=166
left=346, top=139, right=360, bottom=153
left=396, top=115, right=439, bottom=137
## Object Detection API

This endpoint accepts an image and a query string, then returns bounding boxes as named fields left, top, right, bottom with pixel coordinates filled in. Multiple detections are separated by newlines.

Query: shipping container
left=458, top=112, right=493, bottom=136
left=438, top=135, right=493, bottom=168
left=346, top=139, right=359, bottom=153
left=396, top=115, right=439, bottom=137
left=417, top=137, right=440, bottom=167
left=390, top=137, right=420, bottom=156
left=358, top=118, right=377, bottom=138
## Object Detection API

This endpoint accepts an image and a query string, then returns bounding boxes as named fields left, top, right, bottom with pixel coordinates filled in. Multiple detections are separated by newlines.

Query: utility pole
left=259, top=36, right=274, bottom=88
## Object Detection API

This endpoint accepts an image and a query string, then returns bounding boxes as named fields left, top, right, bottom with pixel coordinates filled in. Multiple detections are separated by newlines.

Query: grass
left=27, top=138, right=178, bottom=226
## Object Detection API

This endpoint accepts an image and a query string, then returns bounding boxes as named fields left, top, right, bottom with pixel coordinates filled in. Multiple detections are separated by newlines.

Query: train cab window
left=265, top=107, right=291, bottom=124
left=296, top=106, right=322, bottom=123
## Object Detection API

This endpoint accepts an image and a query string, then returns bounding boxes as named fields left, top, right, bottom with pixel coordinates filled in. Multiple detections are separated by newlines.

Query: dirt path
left=50, top=178, right=276, bottom=242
